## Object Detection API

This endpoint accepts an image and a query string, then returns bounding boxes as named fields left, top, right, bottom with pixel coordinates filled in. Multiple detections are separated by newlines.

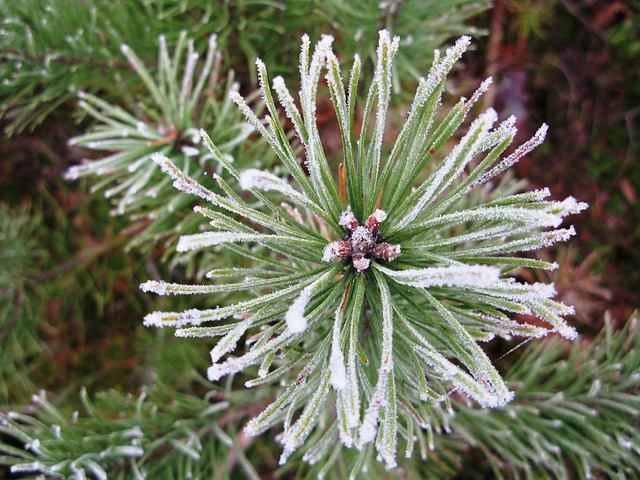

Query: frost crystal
left=285, top=287, right=312, bottom=333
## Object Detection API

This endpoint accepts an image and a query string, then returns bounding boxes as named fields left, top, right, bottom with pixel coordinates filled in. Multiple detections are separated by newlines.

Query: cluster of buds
left=323, top=209, right=401, bottom=272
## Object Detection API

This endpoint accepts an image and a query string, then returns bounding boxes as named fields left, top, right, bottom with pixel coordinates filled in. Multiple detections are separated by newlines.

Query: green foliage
left=0, top=0, right=491, bottom=134
left=2, top=315, right=637, bottom=479
left=0, top=205, right=44, bottom=403
left=451, top=313, right=640, bottom=479
left=0, top=0, right=155, bottom=135
left=0, top=178, right=214, bottom=403
left=318, top=0, right=490, bottom=84
left=0, top=386, right=262, bottom=479
left=3, top=1, right=633, bottom=478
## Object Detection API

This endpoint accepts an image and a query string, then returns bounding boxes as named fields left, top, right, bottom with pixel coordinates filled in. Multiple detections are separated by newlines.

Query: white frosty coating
left=244, top=358, right=321, bottom=435
left=415, top=223, right=529, bottom=250
left=322, top=241, right=343, bottom=262
left=526, top=298, right=578, bottom=340
left=336, top=391, right=355, bottom=447
left=64, top=165, right=82, bottom=180
left=372, top=209, right=387, bottom=223
left=122, top=426, right=144, bottom=439
left=329, top=306, right=347, bottom=390
left=285, top=287, right=312, bottom=333
left=87, top=461, right=109, bottom=480
left=396, top=109, right=497, bottom=230
left=449, top=227, right=577, bottom=259
left=285, top=268, right=335, bottom=333
left=402, top=316, right=513, bottom=407
left=339, top=211, right=357, bottom=229
left=209, top=319, right=252, bottom=364
left=240, top=167, right=331, bottom=224
left=389, top=37, right=472, bottom=186
left=359, top=366, right=390, bottom=445
left=237, top=169, right=324, bottom=220
left=359, top=275, right=394, bottom=447
left=279, top=378, right=331, bottom=465
left=299, top=34, right=334, bottom=196
left=10, top=462, right=47, bottom=475
left=418, top=204, right=575, bottom=231
left=209, top=328, right=295, bottom=382
left=180, top=51, right=198, bottom=103
left=476, top=113, right=517, bottom=155
left=538, top=227, right=576, bottom=248
left=472, top=124, right=548, bottom=189
left=229, top=90, right=272, bottom=140
left=552, top=196, right=589, bottom=216
left=142, top=310, right=190, bottom=328
left=351, top=226, right=373, bottom=244
left=25, top=439, right=41, bottom=455
left=324, top=52, right=349, bottom=140
left=369, top=30, right=400, bottom=184
left=177, top=232, right=260, bottom=252
left=181, top=145, right=200, bottom=157
left=352, top=256, right=371, bottom=272
left=176, top=231, right=315, bottom=253
left=150, top=152, right=220, bottom=206
left=143, top=271, right=334, bottom=330
left=474, top=312, right=549, bottom=338
left=376, top=264, right=501, bottom=289
left=239, top=169, right=294, bottom=194
left=111, top=446, right=145, bottom=457
left=272, top=75, right=305, bottom=141
left=476, top=279, right=557, bottom=302
left=329, top=340, right=347, bottom=390
left=414, top=344, right=511, bottom=407
left=465, top=77, right=493, bottom=112
left=439, top=35, right=471, bottom=72
left=140, top=280, right=167, bottom=295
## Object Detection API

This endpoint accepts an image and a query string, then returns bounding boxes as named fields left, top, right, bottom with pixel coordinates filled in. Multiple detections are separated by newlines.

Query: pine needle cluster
left=64, top=33, right=257, bottom=257
left=140, top=31, right=587, bottom=468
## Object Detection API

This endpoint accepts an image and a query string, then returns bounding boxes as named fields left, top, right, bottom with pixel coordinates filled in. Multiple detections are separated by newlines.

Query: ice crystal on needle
left=141, top=31, right=587, bottom=470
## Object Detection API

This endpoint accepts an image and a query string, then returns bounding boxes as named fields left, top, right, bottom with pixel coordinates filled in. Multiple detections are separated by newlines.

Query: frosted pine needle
left=141, top=31, right=587, bottom=471
left=65, top=33, right=254, bottom=261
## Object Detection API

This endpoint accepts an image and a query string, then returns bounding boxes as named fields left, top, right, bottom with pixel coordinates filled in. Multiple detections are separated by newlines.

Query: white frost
left=352, top=256, right=371, bottom=272
left=322, top=241, right=343, bottom=262
left=176, top=231, right=284, bottom=252
left=329, top=305, right=347, bottom=390
left=376, top=264, right=501, bottom=289
left=372, top=209, right=387, bottom=223
left=285, top=287, right=312, bottom=333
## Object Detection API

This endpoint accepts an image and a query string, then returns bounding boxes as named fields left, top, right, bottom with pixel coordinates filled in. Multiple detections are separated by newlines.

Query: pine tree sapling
left=141, top=32, right=587, bottom=469
left=65, top=33, right=255, bottom=254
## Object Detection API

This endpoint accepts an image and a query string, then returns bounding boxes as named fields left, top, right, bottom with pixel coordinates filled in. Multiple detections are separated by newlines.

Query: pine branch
left=449, top=313, right=640, bottom=479
left=139, top=30, right=587, bottom=472
left=63, top=32, right=264, bottom=272
left=0, top=385, right=272, bottom=479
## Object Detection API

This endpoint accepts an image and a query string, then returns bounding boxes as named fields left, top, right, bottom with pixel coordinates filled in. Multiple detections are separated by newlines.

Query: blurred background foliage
left=1, top=0, right=638, bottom=478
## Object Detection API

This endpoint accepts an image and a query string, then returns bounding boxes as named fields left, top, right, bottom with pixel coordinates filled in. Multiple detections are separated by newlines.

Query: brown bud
left=373, top=242, right=401, bottom=261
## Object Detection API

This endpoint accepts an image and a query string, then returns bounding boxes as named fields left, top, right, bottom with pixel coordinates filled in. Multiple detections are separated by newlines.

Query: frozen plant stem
left=141, top=31, right=587, bottom=470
